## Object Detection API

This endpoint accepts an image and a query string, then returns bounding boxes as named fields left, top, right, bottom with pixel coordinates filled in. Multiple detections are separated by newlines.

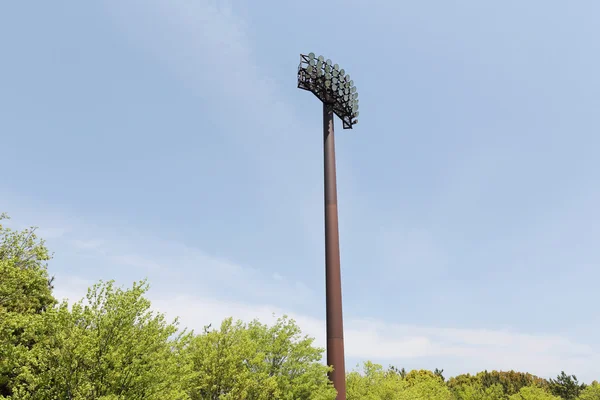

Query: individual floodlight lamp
left=297, top=53, right=361, bottom=400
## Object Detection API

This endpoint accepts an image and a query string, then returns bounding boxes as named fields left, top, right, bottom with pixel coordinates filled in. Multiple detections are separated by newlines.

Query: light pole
left=297, top=53, right=359, bottom=400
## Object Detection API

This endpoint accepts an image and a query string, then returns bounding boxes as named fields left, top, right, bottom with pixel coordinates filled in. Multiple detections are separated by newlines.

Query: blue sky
left=2, top=0, right=600, bottom=381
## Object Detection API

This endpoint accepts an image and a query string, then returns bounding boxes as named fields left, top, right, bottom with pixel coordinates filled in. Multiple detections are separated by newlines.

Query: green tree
left=434, top=368, right=445, bottom=382
left=448, top=370, right=549, bottom=398
left=446, top=373, right=480, bottom=392
left=0, top=214, right=55, bottom=314
left=579, top=381, right=600, bottom=400
left=451, top=381, right=505, bottom=400
left=346, top=362, right=404, bottom=400
left=346, top=365, right=452, bottom=400
left=388, top=365, right=407, bottom=379
left=509, top=386, right=561, bottom=400
left=9, top=280, right=192, bottom=400
left=481, top=371, right=549, bottom=396
left=0, top=214, right=57, bottom=398
left=186, top=315, right=335, bottom=400
left=548, top=372, right=586, bottom=400
left=399, top=369, right=453, bottom=400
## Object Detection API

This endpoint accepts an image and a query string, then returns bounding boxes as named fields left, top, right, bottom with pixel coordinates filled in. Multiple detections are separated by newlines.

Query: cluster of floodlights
left=297, top=53, right=359, bottom=129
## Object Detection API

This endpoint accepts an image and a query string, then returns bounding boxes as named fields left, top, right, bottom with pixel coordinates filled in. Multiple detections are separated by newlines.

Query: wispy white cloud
left=145, top=291, right=600, bottom=381
left=6, top=200, right=597, bottom=382
left=29, top=210, right=317, bottom=308
left=52, top=272, right=597, bottom=381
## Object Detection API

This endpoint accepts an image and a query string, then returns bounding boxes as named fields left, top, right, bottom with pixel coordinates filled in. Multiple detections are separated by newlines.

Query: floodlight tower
left=297, top=53, right=359, bottom=400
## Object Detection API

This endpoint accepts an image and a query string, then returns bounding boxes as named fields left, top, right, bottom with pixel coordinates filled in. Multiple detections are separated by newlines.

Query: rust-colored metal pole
left=323, top=103, right=346, bottom=400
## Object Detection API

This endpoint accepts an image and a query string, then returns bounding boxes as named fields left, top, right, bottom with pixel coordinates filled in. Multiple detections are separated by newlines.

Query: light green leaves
left=8, top=280, right=193, bottom=400
left=347, top=363, right=453, bottom=400
left=187, top=315, right=335, bottom=400
left=579, top=381, right=600, bottom=400
left=509, top=386, right=562, bottom=400
left=0, top=214, right=57, bottom=398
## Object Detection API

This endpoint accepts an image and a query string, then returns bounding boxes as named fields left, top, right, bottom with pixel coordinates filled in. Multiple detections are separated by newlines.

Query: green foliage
left=0, top=214, right=57, bottom=398
left=548, top=372, right=586, bottom=400
left=448, top=370, right=549, bottom=398
left=434, top=369, right=445, bottom=382
left=346, top=363, right=452, bottom=400
left=9, top=280, right=193, bottom=400
left=0, top=304, right=47, bottom=399
left=451, top=380, right=505, bottom=400
left=579, top=381, right=600, bottom=400
left=480, top=371, right=549, bottom=396
left=388, top=365, right=407, bottom=379
left=447, top=373, right=479, bottom=387
left=187, top=315, right=335, bottom=400
left=346, top=362, right=404, bottom=399
left=0, top=213, right=55, bottom=315
left=405, top=369, right=443, bottom=385
left=399, top=370, right=453, bottom=400
left=509, top=386, right=561, bottom=400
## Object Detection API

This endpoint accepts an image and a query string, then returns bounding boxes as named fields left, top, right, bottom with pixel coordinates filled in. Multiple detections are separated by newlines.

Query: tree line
left=1, top=213, right=598, bottom=400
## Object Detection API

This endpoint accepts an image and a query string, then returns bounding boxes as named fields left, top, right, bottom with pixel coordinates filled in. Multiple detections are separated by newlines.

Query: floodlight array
left=297, top=53, right=359, bottom=129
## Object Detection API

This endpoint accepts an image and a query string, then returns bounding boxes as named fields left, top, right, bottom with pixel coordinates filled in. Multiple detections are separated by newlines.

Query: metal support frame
left=297, top=54, right=358, bottom=129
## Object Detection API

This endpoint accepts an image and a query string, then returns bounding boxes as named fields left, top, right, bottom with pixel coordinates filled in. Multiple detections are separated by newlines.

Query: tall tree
left=548, top=372, right=586, bottom=400
left=0, top=213, right=57, bottom=398
left=186, top=315, right=335, bottom=400
left=579, top=381, right=600, bottom=400
left=388, top=365, right=407, bottom=379
left=434, top=368, right=445, bottom=382
left=0, top=213, right=55, bottom=314
left=346, top=362, right=404, bottom=400
left=9, top=280, right=193, bottom=400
